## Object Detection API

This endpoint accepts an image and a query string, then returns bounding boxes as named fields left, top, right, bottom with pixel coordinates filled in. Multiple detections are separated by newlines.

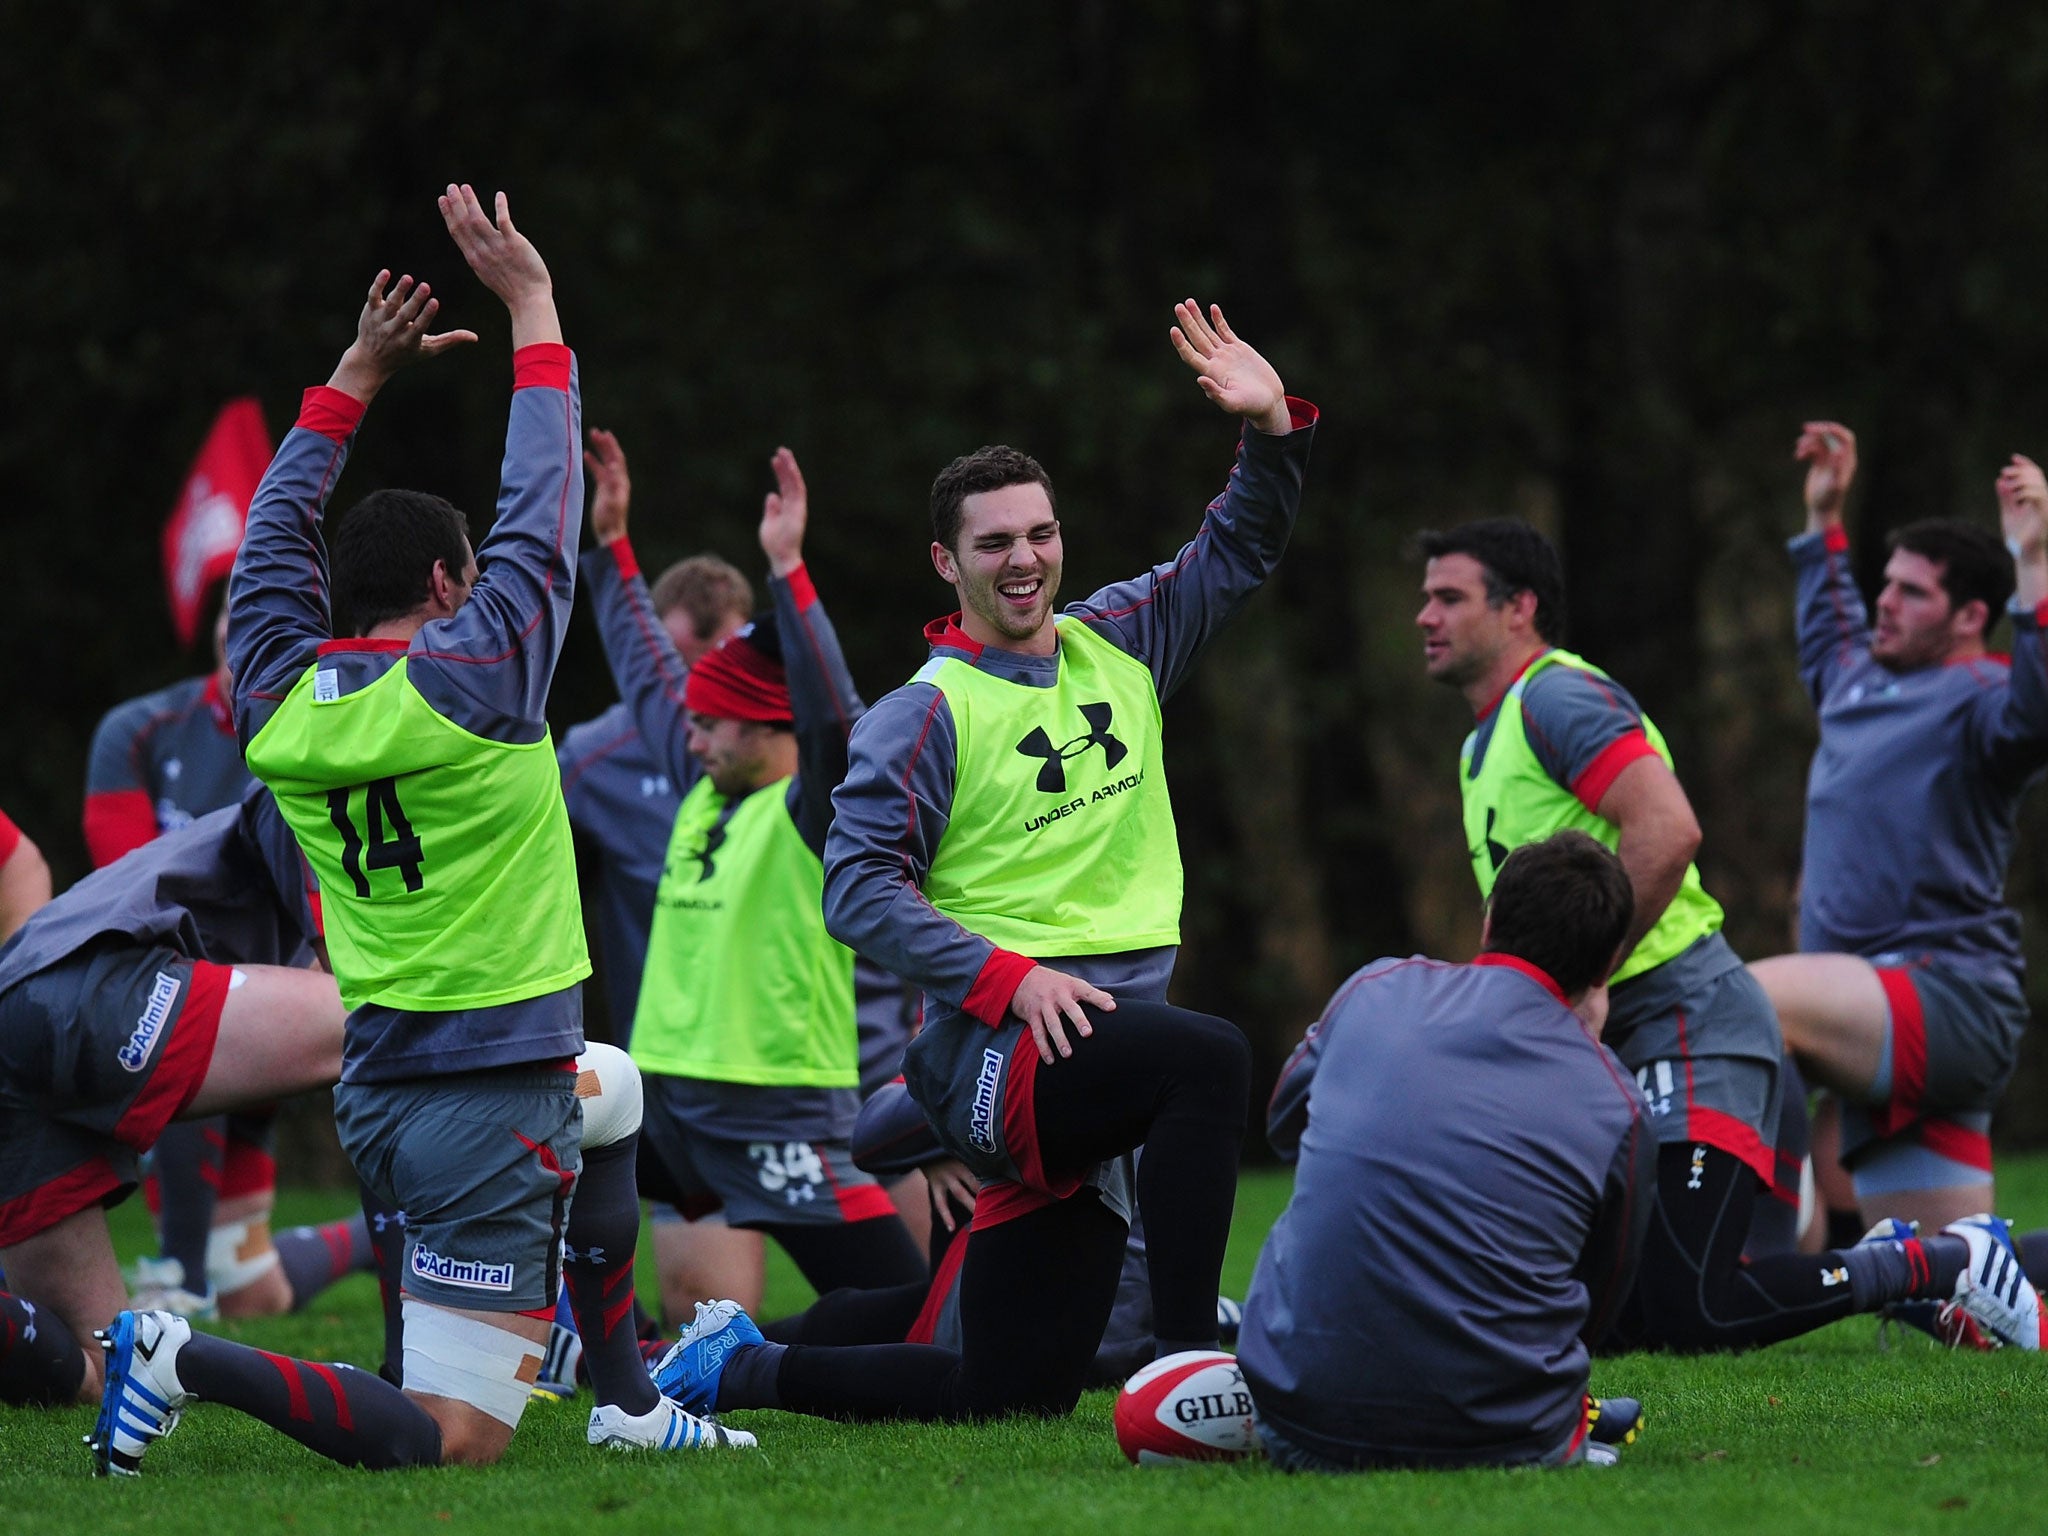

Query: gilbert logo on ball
left=1114, top=1351, right=1257, bottom=1465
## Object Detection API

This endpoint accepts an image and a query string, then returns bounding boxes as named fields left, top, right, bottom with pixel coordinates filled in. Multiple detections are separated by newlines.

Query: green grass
left=7, top=1164, right=2048, bottom=1534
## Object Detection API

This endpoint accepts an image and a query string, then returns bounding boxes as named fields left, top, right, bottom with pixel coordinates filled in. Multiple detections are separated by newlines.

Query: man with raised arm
left=651, top=301, right=1314, bottom=1425
left=1750, top=425, right=2048, bottom=1280
left=89, top=186, right=749, bottom=1477
left=1414, top=517, right=2037, bottom=1353
left=584, top=438, right=927, bottom=1306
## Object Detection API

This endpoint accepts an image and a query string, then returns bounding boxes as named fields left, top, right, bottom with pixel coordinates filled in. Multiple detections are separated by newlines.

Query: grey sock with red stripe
left=0, top=1291, right=86, bottom=1406
left=1843, top=1233, right=1968, bottom=1310
left=151, top=1119, right=225, bottom=1292
left=562, top=1136, right=658, bottom=1414
left=276, top=1213, right=374, bottom=1310
left=179, top=1331, right=440, bottom=1468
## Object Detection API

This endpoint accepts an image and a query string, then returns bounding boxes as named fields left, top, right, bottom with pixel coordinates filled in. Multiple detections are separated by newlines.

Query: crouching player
left=91, top=186, right=746, bottom=1475
left=1241, top=833, right=1653, bottom=1471
left=0, top=785, right=341, bottom=1410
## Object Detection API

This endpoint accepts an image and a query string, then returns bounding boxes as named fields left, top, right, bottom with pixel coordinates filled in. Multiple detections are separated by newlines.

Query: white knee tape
left=401, top=1299, right=544, bottom=1429
left=574, top=1042, right=644, bottom=1149
left=207, top=1217, right=282, bottom=1294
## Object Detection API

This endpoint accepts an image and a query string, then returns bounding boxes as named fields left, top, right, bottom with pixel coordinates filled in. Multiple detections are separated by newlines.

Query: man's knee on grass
left=401, top=1298, right=547, bottom=1465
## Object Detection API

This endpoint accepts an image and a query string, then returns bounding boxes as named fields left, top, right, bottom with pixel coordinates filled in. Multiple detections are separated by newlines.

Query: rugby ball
left=1113, top=1351, right=1257, bottom=1465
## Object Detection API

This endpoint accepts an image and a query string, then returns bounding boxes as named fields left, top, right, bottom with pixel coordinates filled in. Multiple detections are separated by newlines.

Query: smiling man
left=1749, top=423, right=2048, bottom=1263
left=1412, top=516, right=2034, bottom=1354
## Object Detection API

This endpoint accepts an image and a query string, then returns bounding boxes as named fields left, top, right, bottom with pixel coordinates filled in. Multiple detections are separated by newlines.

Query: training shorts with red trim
left=636, top=1071, right=897, bottom=1228
left=0, top=942, right=230, bottom=1247
left=334, top=1064, right=580, bottom=1313
left=1837, top=954, right=2027, bottom=1174
left=1606, top=932, right=1782, bottom=1185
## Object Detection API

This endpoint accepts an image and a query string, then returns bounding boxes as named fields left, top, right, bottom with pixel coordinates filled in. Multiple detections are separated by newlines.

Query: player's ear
left=1953, top=597, right=1990, bottom=642
left=931, top=540, right=959, bottom=585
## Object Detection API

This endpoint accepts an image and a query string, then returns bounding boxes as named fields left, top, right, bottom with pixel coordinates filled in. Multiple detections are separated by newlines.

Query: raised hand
left=585, top=428, right=631, bottom=546
left=1795, top=420, right=1857, bottom=528
left=1169, top=300, right=1290, bottom=435
left=327, top=270, right=478, bottom=403
left=758, top=447, right=809, bottom=577
left=437, top=184, right=561, bottom=348
left=1997, top=453, right=2048, bottom=563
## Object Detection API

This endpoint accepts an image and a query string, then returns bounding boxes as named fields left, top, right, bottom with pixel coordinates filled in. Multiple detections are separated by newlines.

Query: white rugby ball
left=1113, top=1350, right=1257, bottom=1466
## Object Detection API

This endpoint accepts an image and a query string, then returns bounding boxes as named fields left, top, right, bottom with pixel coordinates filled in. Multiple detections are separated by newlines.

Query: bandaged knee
left=573, top=1043, right=643, bottom=1150
left=207, top=1217, right=282, bottom=1294
left=400, top=1298, right=545, bottom=1428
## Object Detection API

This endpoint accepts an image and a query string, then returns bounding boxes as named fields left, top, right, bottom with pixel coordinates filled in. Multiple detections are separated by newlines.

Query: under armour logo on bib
left=1015, top=702, right=1127, bottom=793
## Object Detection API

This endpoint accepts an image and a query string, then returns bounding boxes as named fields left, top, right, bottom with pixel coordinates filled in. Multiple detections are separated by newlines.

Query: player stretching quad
left=89, top=185, right=749, bottom=1475
left=1751, top=425, right=2048, bottom=1280
left=1246, top=832, right=1652, bottom=1470
left=1414, top=518, right=2037, bottom=1351
left=0, top=785, right=341, bottom=1409
left=653, top=300, right=1313, bottom=1423
left=87, top=606, right=369, bottom=1323
left=587, top=433, right=925, bottom=1302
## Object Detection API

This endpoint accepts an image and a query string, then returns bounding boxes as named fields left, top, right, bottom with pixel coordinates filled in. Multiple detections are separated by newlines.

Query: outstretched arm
left=1072, top=301, right=1317, bottom=700
left=412, top=186, right=583, bottom=729
left=1974, top=454, right=2048, bottom=780
left=1786, top=420, right=1871, bottom=709
left=766, top=450, right=867, bottom=854
left=228, top=269, right=476, bottom=741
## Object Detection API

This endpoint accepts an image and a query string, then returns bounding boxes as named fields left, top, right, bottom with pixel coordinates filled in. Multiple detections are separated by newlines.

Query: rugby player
left=86, top=604, right=368, bottom=1321
left=1415, top=517, right=2037, bottom=1351
left=651, top=299, right=1313, bottom=1422
left=90, top=186, right=746, bottom=1474
left=0, top=785, right=340, bottom=1408
left=1244, top=832, right=1652, bottom=1469
left=585, top=436, right=926, bottom=1299
left=1750, top=424, right=2048, bottom=1247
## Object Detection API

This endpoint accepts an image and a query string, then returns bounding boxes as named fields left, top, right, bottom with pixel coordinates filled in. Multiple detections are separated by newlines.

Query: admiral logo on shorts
left=410, top=1245, right=515, bottom=1292
left=969, top=1048, right=1005, bottom=1153
left=118, top=972, right=183, bottom=1072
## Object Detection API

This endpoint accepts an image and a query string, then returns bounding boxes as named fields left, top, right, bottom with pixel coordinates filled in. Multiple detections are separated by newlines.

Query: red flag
left=161, top=397, right=272, bottom=646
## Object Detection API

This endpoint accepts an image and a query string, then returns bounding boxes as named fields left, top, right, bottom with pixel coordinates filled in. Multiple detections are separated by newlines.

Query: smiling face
left=1416, top=553, right=1519, bottom=688
left=932, top=481, right=1064, bottom=655
left=1871, top=548, right=1981, bottom=670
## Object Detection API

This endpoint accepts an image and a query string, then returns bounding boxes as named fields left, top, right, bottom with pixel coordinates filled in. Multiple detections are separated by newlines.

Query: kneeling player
left=0, top=786, right=342, bottom=1409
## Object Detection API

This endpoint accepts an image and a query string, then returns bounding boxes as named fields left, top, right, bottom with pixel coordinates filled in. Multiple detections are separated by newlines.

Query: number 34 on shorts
left=750, top=1141, right=829, bottom=1205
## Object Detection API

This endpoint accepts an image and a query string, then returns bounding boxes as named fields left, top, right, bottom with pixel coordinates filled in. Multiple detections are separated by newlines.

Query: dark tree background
left=8, top=2, right=2048, bottom=1154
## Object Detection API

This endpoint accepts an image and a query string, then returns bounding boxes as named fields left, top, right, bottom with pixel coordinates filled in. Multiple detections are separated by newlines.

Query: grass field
left=6, top=1163, right=2048, bottom=1535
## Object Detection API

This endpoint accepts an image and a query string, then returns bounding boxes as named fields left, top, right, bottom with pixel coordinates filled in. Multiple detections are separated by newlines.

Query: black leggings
left=734, top=999, right=1251, bottom=1419
left=1605, top=1143, right=1860, bottom=1353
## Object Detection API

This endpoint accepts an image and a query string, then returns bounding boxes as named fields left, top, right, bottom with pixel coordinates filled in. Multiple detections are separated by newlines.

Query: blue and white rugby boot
left=587, top=1395, right=756, bottom=1451
left=88, top=1310, right=193, bottom=1476
left=650, top=1299, right=765, bottom=1417
left=1215, top=1296, right=1243, bottom=1347
left=1941, top=1214, right=2041, bottom=1351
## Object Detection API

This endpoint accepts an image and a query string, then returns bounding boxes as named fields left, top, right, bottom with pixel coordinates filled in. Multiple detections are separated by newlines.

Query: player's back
left=1240, top=955, right=1640, bottom=1467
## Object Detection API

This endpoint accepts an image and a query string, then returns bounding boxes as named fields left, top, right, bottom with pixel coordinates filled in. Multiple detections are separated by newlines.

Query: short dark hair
left=1887, top=519, right=2015, bottom=618
left=1482, top=830, right=1634, bottom=998
left=652, top=554, right=754, bottom=641
left=330, top=489, right=471, bottom=637
left=1413, top=518, right=1568, bottom=643
left=930, top=445, right=1055, bottom=552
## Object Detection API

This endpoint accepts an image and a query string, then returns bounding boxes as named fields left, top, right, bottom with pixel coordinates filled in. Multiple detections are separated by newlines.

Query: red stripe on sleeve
left=784, top=563, right=817, bottom=612
left=513, top=342, right=573, bottom=392
left=1571, top=730, right=1661, bottom=812
left=296, top=386, right=367, bottom=443
left=1284, top=396, right=1319, bottom=431
left=0, top=809, right=19, bottom=865
left=83, top=789, right=158, bottom=867
left=610, top=537, right=641, bottom=582
left=962, top=950, right=1035, bottom=1028
left=1822, top=524, right=1849, bottom=554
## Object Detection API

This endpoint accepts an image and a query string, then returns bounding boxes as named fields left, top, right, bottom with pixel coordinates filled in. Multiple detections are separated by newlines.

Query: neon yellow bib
left=1459, top=648, right=1721, bottom=983
left=246, top=657, right=589, bottom=1012
left=920, top=618, right=1181, bottom=956
left=631, top=776, right=856, bottom=1087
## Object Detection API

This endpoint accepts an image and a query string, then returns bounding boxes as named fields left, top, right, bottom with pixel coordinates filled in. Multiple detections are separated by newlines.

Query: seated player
left=92, top=186, right=745, bottom=1475
left=583, top=435, right=926, bottom=1302
left=649, top=300, right=1309, bottom=1425
left=1751, top=426, right=2048, bottom=1255
left=1244, top=833, right=1651, bottom=1470
left=0, top=785, right=343, bottom=1409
